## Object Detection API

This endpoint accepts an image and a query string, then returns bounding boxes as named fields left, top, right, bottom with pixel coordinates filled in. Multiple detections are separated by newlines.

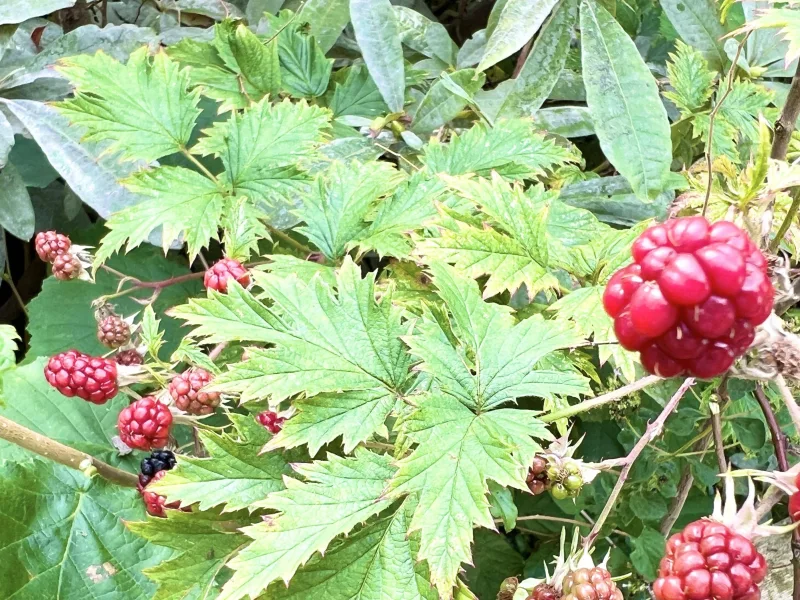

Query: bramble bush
left=1, top=1, right=800, bottom=599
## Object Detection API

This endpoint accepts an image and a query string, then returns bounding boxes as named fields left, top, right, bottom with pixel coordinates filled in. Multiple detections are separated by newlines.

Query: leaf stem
left=0, top=414, right=138, bottom=487
left=504, top=514, right=631, bottom=538
left=180, top=148, right=220, bottom=184
left=267, top=225, right=316, bottom=256
left=770, top=187, right=800, bottom=253
left=540, top=375, right=662, bottom=423
left=583, top=378, right=695, bottom=550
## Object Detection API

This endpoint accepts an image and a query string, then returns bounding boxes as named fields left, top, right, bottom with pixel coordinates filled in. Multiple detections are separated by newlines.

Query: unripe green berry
left=564, top=474, right=583, bottom=492
left=546, top=465, right=560, bottom=481
left=551, top=483, right=569, bottom=500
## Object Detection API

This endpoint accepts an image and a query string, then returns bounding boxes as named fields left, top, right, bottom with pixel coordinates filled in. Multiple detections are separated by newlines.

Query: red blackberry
left=35, top=230, right=71, bottom=262
left=44, top=350, right=118, bottom=404
left=257, top=410, right=285, bottom=434
left=562, top=567, right=623, bottom=600
left=528, top=583, right=558, bottom=600
left=203, top=258, right=250, bottom=293
left=117, top=397, right=173, bottom=451
left=97, top=315, right=131, bottom=349
left=139, top=469, right=181, bottom=517
left=52, top=252, right=82, bottom=280
left=116, top=349, right=143, bottom=366
left=169, top=368, right=220, bottom=415
left=603, top=217, right=772, bottom=378
left=654, top=520, right=767, bottom=600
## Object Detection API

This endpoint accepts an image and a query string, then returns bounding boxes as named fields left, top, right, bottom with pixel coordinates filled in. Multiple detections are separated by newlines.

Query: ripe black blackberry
left=139, top=450, right=177, bottom=488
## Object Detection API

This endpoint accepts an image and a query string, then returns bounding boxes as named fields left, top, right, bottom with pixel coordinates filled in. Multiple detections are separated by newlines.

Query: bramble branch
left=583, top=378, right=695, bottom=550
left=771, top=61, right=800, bottom=161
left=0, top=415, right=138, bottom=487
left=541, top=375, right=661, bottom=423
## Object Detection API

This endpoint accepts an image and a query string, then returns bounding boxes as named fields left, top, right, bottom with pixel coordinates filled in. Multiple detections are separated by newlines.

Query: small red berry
left=654, top=520, right=768, bottom=600
left=52, top=252, right=82, bottom=280
left=528, top=583, right=558, bottom=600
left=35, top=230, right=71, bottom=262
left=44, top=350, right=118, bottom=404
left=562, top=568, right=623, bottom=600
left=97, top=315, right=131, bottom=349
left=139, top=469, right=181, bottom=517
left=118, top=397, right=173, bottom=450
left=203, top=258, right=250, bottom=293
left=603, top=217, right=773, bottom=378
left=169, top=368, right=220, bottom=416
left=116, top=349, right=143, bottom=366
left=257, top=410, right=285, bottom=434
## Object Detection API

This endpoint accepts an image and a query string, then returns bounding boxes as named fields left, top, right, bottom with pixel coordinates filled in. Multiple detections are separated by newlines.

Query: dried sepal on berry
left=712, top=474, right=797, bottom=539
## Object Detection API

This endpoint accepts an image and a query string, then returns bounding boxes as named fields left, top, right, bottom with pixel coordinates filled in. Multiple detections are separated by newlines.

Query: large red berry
left=169, top=368, right=220, bottom=416
left=654, top=520, right=767, bottom=600
left=52, top=252, right=81, bottom=280
left=139, top=469, right=182, bottom=517
left=118, top=397, right=173, bottom=450
left=35, top=230, right=71, bottom=262
left=44, top=350, right=118, bottom=404
left=790, top=493, right=800, bottom=522
left=603, top=217, right=772, bottom=379
left=257, top=410, right=285, bottom=434
left=204, top=258, right=250, bottom=293
left=97, top=315, right=131, bottom=349
left=562, top=567, right=623, bottom=600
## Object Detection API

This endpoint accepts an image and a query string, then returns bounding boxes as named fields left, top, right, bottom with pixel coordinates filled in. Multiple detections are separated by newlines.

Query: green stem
left=541, top=375, right=661, bottom=423
left=267, top=225, right=315, bottom=256
left=770, top=187, right=800, bottom=253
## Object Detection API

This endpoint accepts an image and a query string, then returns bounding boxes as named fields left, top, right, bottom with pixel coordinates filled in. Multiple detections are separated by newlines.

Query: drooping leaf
left=298, top=0, right=351, bottom=53
left=128, top=509, right=253, bottom=600
left=0, top=0, right=76, bottom=25
left=580, top=0, right=672, bottom=200
left=219, top=450, right=398, bottom=600
left=56, top=48, right=201, bottom=162
left=0, top=324, right=18, bottom=375
left=149, top=414, right=295, bottom=512
left=295, top=160, right=403, bottom=260
left=660, top=0, right=728, bottom=70
left=0, top=162, right=34, bottom=240
left=95, top=166, right=225, bottom=264
left=325, top=64, right=389, bottom=120
left=394, top=6, right=458, bottom=66
left=388, top=393, right=551, bottom=595
left=478, top=0, right=561, bottom=72
left=735, top=7, right=800, bottom=66
left=0, top=460, right=173, bottom=599
left=412, top=69, right=486, bottom=134
left=350, top=0, right=406, bottom=112
left=497, top=0, right=579, bottom=119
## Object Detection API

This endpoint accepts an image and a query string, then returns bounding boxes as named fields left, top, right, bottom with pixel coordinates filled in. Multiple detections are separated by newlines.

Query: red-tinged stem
left=584, top=378, right=695, bottom=550
left=0, top=415, right=138, bottom=487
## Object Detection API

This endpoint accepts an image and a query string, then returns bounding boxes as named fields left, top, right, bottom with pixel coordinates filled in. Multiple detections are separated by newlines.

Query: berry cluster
left=603, top=217, right=773, bottom=378
left=169, top=368, right=220, bottom=415
left=97, top=315, right=131, bottom=349
left=526, top=455, right=583, bottom=500
left=654, top=520, right=766, bottom=600
left=44, top=350, right=118, bottom=404
left=204, top=258, right=250, bottom=293
left=561, top=568, right=624, bottom=600
left=116, top=348, right=143, bottom=366
left=257, top=410, right=285, bottom=434
left=140, top=470, right=182, bottom=517
left=117, top=397, right=173, bottom=450
left=139, top=450, right=177, bottom=488
left=35, top=231, right=83, bottom=280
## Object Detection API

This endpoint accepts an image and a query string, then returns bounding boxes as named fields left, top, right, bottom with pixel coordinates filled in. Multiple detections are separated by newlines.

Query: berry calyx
left=44, top=350, right=118, bottom=404
left=257, top=410, right=285, bottom=434
left=169, top=368, right=220, bottom=416
left=118, top=397, right=173, bottom=451
left=97, top=315, right=131, bottom=349
left=204, top=258, right=250, bottom=293
left=52, top=252, right=82, bottom=280
left=139, top=449, right=176, bottom=488
left=562, top=567, right=623, bottom=600
left=116, top=348, right=143, bottom=366
left=35, top=230, right=71, bottom=262
left=654, top=520, right=767, bottom=600
left=603, top=217, right=773, bottom=379
left=139, top=469, right=181, bottom=517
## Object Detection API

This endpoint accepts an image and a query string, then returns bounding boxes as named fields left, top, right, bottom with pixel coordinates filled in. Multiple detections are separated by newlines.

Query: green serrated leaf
left=581, top=0, right=672, bottom=200
left=412, top=69, right=486, bottom=134
left=56, top=48, right=201, bottom=162
left=140, top=305, right=165, bottom=361
left=222, top=197, right=271, bottom=262
left=219, top=449, right=397, bottom=600
left=389, top=394, right=550, bottom=595
left=487, top=481, right=518, bottom=531
left=664, top=41, right=716, bottom=114
left=255, top=255, right=337, bottom=286
left=326, top=64, right=389, bottom=119
left=0, top=460, right=173, bottom=598
left=630, top=526, right=666, bottom=581
left=150, top=414, right=295, bottom=512
left=275, top=19, right=334, bottom=97
left=0, top=324, right=19, bottom=374
left=95, top=166, right=224, bottom=264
